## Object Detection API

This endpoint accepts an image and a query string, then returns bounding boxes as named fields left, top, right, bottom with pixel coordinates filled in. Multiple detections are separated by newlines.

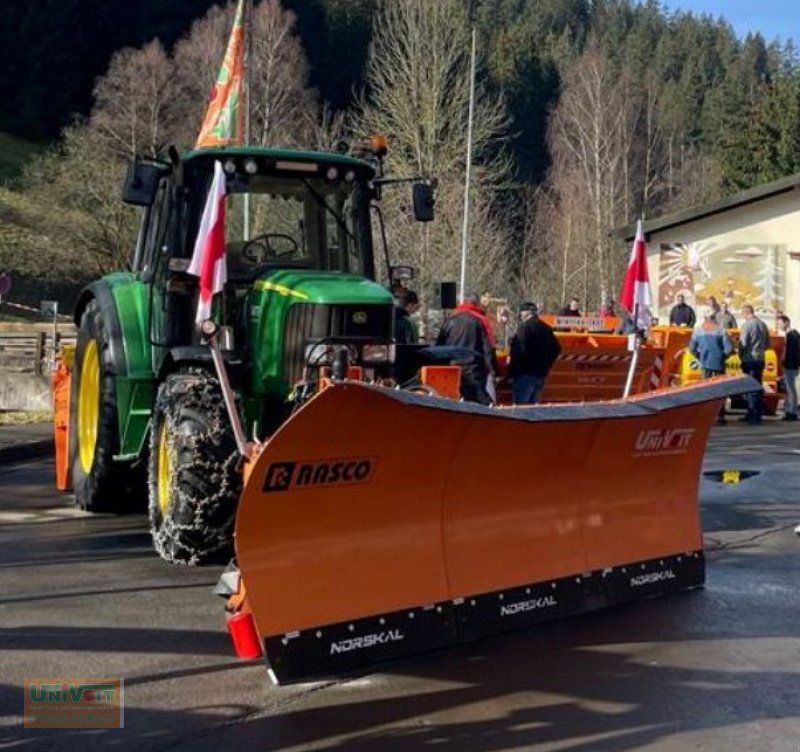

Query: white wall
left=646, top=190, right=800, bottom=328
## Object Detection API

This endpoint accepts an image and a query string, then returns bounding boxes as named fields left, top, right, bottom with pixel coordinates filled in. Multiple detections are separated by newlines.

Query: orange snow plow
left=224, top=374, right=757, bottom=683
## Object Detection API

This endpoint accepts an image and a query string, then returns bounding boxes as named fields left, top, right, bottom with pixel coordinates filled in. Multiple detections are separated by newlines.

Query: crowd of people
left=671, top=294, right=798, bottom=424
left=392, top=287, right=799, bottom=420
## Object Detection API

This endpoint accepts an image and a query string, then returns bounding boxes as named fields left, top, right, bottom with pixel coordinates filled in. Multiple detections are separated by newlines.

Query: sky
left=661, top=1, right=798, bottom=43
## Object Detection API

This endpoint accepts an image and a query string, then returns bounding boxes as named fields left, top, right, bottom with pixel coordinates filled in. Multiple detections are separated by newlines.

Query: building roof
left=614, top=172, right=800, bottom=242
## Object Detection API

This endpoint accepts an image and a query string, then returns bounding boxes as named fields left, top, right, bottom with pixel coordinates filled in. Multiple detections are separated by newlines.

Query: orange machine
left=653, top=325, right=785, bottom=414
left=225, top=374, right=756, bottom=683
left=52, top=346, right=75, bottom=491
left=496, top=329, right=667, bottom=404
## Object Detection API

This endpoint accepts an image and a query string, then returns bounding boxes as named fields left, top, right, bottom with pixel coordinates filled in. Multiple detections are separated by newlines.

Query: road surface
left=1, top=422, right=798, bottom=751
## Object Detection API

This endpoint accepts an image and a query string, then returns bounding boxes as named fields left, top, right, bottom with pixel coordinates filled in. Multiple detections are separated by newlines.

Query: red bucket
left=227, top=612, right=264, bottom=660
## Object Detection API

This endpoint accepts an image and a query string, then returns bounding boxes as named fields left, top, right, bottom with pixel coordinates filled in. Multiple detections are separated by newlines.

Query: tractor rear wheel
left=70, top=299, right=143, bottom=512
left=147, top=370, right=241, bottom=565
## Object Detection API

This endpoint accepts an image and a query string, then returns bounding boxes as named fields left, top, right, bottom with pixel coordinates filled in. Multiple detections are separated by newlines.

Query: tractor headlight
left=361, top=344, right=395, bottom=363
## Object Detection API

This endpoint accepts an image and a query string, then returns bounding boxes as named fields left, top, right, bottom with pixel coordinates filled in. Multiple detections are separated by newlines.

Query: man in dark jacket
left=738, top=303, right=771, bottom=424
left=777, top=314, right=799, bottom=421
left=509, top=303, right=562, bottom=404
left=393, top=289, right=419, bottom=344
left=669, top=293, right=696, bottom=327
left=436, top=293, right=494, bottom=404
left=560, top=297, right=581, bottom=317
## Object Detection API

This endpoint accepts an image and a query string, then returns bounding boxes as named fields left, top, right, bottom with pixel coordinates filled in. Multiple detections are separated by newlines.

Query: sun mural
left=657, top=241, right=785, bottom=318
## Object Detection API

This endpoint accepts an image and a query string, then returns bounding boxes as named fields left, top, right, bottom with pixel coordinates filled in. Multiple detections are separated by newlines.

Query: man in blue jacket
left=689, top=307, right=733, bottom=424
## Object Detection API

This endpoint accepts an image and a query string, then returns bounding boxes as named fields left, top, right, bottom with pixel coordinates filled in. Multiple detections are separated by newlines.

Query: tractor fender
left=73, top=275, right=154, bottom=460
left=158, top=346, right=242, bottom=380
left=74, top=281, right=127, bottom=376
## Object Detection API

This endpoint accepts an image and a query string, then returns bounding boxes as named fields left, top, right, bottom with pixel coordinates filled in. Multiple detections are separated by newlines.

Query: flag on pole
left=195, top=0, right=247, bottom=148
left=188, top=161, right=227, bottom=325
left=619, top=218, right=652, bottom=329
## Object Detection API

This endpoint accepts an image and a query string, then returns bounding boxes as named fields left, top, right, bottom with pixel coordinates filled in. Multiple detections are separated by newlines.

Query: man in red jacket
left=436, top=292, right=496, bottom=403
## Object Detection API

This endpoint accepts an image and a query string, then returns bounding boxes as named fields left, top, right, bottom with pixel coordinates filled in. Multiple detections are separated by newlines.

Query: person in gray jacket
left=738, top=304, right=771, bottom=424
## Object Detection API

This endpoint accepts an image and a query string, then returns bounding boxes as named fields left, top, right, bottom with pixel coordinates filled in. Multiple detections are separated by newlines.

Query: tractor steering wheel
left=241, top=233, right=299, bottom=264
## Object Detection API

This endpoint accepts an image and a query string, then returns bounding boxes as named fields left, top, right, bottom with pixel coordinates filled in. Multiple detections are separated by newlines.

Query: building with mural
left=616, top=173, right=800, bottom=329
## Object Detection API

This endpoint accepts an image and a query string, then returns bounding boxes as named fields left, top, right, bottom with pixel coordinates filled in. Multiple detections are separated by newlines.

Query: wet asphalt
left=0, top=420, right=798, bottom=751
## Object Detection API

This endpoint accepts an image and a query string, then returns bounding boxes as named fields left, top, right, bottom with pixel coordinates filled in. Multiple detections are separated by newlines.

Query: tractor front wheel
left=147, top=370, right=241, bottom=565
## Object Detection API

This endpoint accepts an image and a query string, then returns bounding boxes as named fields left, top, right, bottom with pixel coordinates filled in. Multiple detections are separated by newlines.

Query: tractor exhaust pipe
left=200, top=319, right=250, bottom=459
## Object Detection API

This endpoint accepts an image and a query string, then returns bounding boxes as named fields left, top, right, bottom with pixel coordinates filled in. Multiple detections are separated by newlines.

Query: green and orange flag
left=196, top=0, right=247, bottom=148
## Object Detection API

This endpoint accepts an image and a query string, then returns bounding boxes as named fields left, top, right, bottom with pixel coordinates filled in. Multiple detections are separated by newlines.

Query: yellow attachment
left=77, top=339, right=100, bottom=474
left=157, top=422, right=172, bottom=517
left=722, top=469, right=741, bottom=484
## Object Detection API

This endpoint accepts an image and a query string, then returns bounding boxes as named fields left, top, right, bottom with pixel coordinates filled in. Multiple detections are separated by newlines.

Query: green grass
left=0, top=131, right=46, bottom=182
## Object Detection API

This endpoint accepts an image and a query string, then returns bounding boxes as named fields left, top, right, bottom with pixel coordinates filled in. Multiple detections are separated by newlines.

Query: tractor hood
left=253, top=268, right=393, bottom=306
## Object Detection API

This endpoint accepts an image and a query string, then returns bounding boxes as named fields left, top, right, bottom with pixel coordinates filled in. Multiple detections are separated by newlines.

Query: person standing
left=393, top=289, right=419, bottom=344
left=669, top=293, right=696, bottom=327
left=689, top=308, right=733, bottom=424
left=599, top=299, right=616, bottom=317
left=560, top=297, right=581, bottom=317
left=436, top=292, right=495, bottom=404
left=509, top=303, right=562, bottom=404
left=707, top=295, right=722, bottom=323
left=718, top=301, right=737, bottom=329
left=738, top=304, right=770, bottom=424
left=777, top=314, right=799, bottom=421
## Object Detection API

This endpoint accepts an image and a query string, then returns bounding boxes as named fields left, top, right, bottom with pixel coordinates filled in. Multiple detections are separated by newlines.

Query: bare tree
left=91, top=41, right=175, bottom=158
left=170, top=0, right=320, bottom=150
left=547, top=44, right=632, bottom=306
left=355, top=0, right=513, bottom=305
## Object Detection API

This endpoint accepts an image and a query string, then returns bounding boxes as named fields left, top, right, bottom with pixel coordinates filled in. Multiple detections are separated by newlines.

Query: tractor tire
left=148, top=370, right=241, bottom=565
left=70, top=298, right=144, bottom=512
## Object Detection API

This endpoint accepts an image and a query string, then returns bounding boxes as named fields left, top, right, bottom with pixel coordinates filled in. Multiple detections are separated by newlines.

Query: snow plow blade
left=234, top=375, right=757, bottom=683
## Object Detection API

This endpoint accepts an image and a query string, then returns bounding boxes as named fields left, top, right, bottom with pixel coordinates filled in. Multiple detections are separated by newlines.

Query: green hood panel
left=253, top=269, right=392, bottom=306
left=247, top=269, right=393, bottom=398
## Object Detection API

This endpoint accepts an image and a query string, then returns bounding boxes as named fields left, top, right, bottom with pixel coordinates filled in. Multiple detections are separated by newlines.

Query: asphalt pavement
left=0, top=420, right=798, bottom=751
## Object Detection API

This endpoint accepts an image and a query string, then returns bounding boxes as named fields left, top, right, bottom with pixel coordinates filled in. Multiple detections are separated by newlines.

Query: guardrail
left=0, top=323, right=77, bottom=375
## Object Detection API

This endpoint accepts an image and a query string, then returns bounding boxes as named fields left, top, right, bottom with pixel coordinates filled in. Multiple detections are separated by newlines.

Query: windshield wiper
left=301, top=178, right=358, bottom=245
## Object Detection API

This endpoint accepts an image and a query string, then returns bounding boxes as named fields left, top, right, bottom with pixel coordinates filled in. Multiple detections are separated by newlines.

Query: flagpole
left=459, top=27, right=476, bottom=302
left=242, top=0, right=253, bottom=241
left=623, top=303, right=640, bottom=398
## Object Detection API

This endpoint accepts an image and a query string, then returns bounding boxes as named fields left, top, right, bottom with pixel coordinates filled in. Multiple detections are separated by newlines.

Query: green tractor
left=68, top=143, right=433, bottom=564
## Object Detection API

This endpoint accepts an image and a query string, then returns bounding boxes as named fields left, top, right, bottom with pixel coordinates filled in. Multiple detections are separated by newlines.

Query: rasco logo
left=634, top=428, right=695, bottom=456
left=263, top=457, right=375, bottom=493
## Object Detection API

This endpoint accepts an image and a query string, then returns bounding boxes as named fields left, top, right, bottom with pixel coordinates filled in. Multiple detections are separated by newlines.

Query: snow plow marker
left=232, top=375, right=758, bottom=683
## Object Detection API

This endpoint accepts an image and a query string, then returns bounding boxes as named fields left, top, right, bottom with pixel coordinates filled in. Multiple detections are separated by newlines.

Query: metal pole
left=459, top=27, right=477, bottom=302
left=623, top=303, right=639, bottom=398
left=242, top=0, right=253, bottom=240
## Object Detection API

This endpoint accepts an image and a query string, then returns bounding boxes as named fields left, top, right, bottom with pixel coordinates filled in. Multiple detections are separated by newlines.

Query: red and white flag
left=188, top=160, right=227, bottom=326
left=619, top=218, right=652, bottom=329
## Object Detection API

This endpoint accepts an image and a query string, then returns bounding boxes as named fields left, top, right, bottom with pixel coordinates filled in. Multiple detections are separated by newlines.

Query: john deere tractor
left=67, top=143, right=433, bottom=564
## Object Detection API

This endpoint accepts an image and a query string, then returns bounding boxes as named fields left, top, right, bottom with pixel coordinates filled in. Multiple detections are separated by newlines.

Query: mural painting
left=657, top=241, right=785, bottom=323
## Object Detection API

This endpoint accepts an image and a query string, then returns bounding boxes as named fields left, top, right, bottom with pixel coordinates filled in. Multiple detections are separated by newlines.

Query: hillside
left=0, top=132, right=45, bottom=183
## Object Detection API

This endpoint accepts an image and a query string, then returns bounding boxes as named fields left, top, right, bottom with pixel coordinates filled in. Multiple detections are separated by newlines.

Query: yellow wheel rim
left=77, top=339, right=100, bottom=474
left=157, top=422, right=172, bottom=517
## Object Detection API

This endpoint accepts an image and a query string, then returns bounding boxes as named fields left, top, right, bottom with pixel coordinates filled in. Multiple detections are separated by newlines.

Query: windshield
left=222, top=175, right=370, bottom=276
